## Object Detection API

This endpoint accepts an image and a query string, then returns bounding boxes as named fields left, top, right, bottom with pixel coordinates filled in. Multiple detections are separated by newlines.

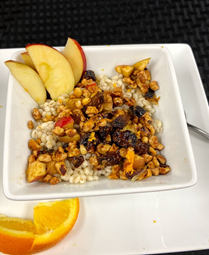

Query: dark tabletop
left=1, top=0, right=209, bottom=254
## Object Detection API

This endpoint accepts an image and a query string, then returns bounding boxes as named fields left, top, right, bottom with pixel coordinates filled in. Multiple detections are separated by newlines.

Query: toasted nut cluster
left=27, top=64, right=170, bottom=186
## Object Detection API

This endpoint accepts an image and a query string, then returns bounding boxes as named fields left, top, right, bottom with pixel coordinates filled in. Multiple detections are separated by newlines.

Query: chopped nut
left=105, top=134, right=111, bottom=142
left=97, top=143, right=111, bottom=154
left=89, top=155, right=99, bottom=166
left=157, top=143, right=164, bottom=150
left=112, top=164, right=121, bottom=173
left=97, top=119, right=107, bottom=127
left=55, top=161, right=67, bottom=175
left=159, top=166, right=171, bottom=175
left=147, top=161, right=155, bottom=169
left=67, top=148, right=80, bottom=157
left=57, top=105, right=67, bottom=114
left=141, top=136, right=148, bottom=143
left=141, top=154, right=153, bottom=163
left=32, top=108, right=42, bottom=120
left=65, top=129, right=77, bottom=137
left=42, top=174, right=52, bottom=183
left=123, top=97, right=136, bottom=106
left=108, top=143, right=119, bottom=153
left=53, top=147, right=67, bottom=161
left=82, top=98, right=91, bottom=105
left=32, top=150, right=40, bottom=158
left=150, top=81, right=159, bottom=91
left=113, top=97, right=123, bottom=107
left=52, top=126, right=65, bottom=136
left=36, top=138, right=41, bottom=145
left=149, top=135, right=159, bottom=149
left=123, top=77, right=137, bottom=89
left=50, top=176, right=60, bottom=185
left=152, top=156, right=160, bottom=167
left=80, top=144, right=87, bottom=155
left=149, top=146, right=157, bottom=156
left=86, top=106, right=98, bottom=115
left=108, top=173, right=119, bottom=179
left=28, top=120, right=34, bottom=129
left=58, top=109, right=71, bottom=118
left=46, top=161, right=58, bottom=175
left=38, top=153, right=52, bottom=163
left=82, top=119, right=94, bottom=132
left=119, top=148, right=127, bottom=158
left=42, top=116, right=55, bottom=122
left=82, top=88, right=91, bottom=98
left=74, top=87, right=83, bottom=98
left=28, top=139, right=42, bottom=150
left=88, top=85, right=99, bottom=93
left=156, top=155, right=166, bottom=164
left=28, top=155, right=36, bottom=163
left=151, top=167, right=160, bottom=176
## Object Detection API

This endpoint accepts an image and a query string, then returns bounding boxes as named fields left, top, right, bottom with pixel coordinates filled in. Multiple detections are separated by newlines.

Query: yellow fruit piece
left=0, top=216, right=35, bottom=255
left=0, top=198, right=79, bottom=255
left=133, top=58, right=151, bottom=71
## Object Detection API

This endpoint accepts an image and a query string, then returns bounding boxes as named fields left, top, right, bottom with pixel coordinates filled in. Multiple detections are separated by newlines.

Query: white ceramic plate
left=3, top=45, right=197, bottom=201
left=1, top=44, right=209, bottom=255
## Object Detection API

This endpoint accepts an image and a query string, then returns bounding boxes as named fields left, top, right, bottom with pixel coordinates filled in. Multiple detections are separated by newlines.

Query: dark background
left=1, top=0, right=209, bottom=254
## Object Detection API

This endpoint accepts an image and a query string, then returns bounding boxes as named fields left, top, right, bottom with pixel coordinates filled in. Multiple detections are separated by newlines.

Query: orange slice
left=32, top=198, right=79, bottom=253
left=0, top=198, right=79, bottom=255
left=0, top=215, right=35, bottom=255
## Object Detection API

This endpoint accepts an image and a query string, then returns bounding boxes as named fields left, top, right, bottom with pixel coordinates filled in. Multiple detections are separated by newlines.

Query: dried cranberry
left=70, top=156, right=84, bottom=168
left=130, top=105, right=146, bottom=118
left=83, top=70, right=96, bottom=81
left=134, top=140, right=149, bottom=155
left=112, top=129, right=137, bottom=148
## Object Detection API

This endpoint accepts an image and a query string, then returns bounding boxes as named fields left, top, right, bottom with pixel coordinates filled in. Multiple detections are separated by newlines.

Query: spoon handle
left=187, top=122, right=209, bottom=140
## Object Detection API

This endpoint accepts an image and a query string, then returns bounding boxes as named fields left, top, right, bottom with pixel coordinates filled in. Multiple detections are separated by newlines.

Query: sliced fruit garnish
left=63, top=37, right=87, bottom=85
left=5, top=60, right=47, bottom=105
left=0, top=198, right=79, bottom=255
left=133, top=58, right=151, bottom=71
left=21, top=52, right=36, bottom=70
left=26, top=43, right=75, bottom=100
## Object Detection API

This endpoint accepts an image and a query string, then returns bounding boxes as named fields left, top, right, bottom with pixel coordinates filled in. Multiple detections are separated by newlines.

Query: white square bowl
left=3, top=45, right=197, bottom=201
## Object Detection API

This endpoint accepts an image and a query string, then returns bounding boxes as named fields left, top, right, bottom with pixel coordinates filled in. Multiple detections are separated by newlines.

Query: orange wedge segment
left=32, top=198, right=79, bottom=253
left=0, top=215, right=35, bottom=255
left=0, top=198, right=79, bottom=255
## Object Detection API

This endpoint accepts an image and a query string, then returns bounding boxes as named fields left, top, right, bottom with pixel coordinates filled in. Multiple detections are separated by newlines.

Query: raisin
left=70, top=156, right=84, bottom=168
left=125, top=169, right=142, bottom=179
left=62, top=143, right=69, bottom=152
left=134, top=140, right=149, bottom=155
left=145, top=88, right=155, bottom=98
left=112, top=114, right=129, bottom=129
left=99, top=123, right=113, bottom=140
left=98, top=150, right=122, bottom=166
left=112, top=129, right=137, bottom=148
left=130, top=105, right=146, bottom=118
left=89, top=91, right=104, bottom=106
left=83, top=70, right=96, bottom=81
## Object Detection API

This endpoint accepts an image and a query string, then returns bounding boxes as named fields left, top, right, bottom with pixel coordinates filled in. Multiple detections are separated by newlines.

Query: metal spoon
left=185, top=112, right=209, bottom=140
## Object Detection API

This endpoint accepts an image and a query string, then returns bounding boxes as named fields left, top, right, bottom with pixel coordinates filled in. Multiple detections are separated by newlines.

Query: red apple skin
left=26, top=43, right=75, bottom=100
left=55, top=116, right=74, bottom=129
left=72, top=39, right=87, bottom=76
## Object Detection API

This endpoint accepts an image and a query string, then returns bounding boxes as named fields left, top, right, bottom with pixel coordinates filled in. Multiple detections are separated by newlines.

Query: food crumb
left=73, top=243, right=76, bottom=246
left=153, top=220, right=156, bottom=223
left=25, top=88, right=28, bottom=92
left=0, top=106, right=2, bottom=108
left=107, top=45, right=110, bottom=47
left=102, top=69, right=104, bottom=71
left=161, top=46, right=164, bottom=48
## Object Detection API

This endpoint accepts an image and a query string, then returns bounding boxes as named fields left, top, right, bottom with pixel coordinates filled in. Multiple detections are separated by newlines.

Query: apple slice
left=26, top=44, right=75, bottom=100
left=63, top=37, right=87, bottom=85
left=27, top=161, right=47, bottom=183
left=5, top=60, right=46, bottom=104
left=21, top=52, right=36, bottom=70
left=133, top=58, right=151, bottom=71
left=55, top=116, right=74, bottom=129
